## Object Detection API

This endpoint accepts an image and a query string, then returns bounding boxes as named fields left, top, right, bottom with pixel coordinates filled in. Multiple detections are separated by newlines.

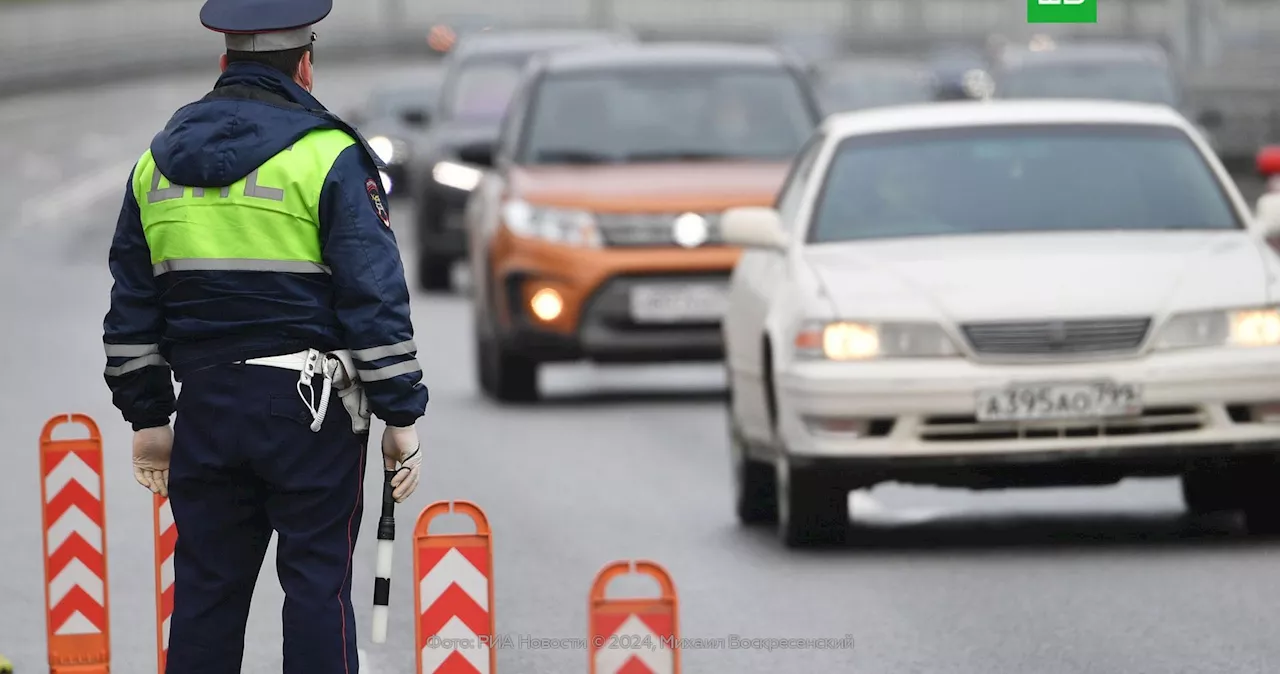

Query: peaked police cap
left=200, top=0, right=332, bottom=51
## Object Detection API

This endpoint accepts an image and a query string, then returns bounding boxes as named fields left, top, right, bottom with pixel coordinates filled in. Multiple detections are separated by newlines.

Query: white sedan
left=720, top=99, right=1280, bottom=547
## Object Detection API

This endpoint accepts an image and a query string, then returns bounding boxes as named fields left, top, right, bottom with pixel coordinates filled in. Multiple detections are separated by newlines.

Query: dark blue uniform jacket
left=103, top=62, right=429, bottom=430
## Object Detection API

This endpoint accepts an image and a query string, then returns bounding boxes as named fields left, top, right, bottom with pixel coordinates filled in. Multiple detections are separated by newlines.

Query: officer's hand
left=381, top=424, right=421, bottom=503
left=132, top=425, right=174, bottom=497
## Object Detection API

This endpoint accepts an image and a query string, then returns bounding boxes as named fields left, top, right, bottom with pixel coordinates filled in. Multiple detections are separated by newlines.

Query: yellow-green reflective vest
left=132, top=128, right=356, bottom=276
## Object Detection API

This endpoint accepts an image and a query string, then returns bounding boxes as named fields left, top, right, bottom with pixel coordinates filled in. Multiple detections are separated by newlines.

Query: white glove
left=381, top=424, right=422, bottom=502
left=133, top=426, right=173, bottom=497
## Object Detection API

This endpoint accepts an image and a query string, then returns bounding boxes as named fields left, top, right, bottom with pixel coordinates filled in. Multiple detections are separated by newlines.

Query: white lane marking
left=21, top=159, right=134, bottom=228
left=22, top=152, right=62, bottom=181
left=358, top=648, right=376, bottom=674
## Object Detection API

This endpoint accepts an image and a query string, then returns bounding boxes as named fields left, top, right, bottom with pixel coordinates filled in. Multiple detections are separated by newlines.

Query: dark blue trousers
left=166, top=362, right=367, bottom=674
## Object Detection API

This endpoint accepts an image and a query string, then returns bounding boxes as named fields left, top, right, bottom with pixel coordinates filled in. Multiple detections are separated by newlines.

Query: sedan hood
left=509, top=162, right=790, bottom=211
left=802, top=232, right=1273, bottom=321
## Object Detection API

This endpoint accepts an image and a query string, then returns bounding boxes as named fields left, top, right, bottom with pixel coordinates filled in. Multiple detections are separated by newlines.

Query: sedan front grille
left=961, top=317, right=1151, bottom=356
left=594, top=212, right=724, bottom=247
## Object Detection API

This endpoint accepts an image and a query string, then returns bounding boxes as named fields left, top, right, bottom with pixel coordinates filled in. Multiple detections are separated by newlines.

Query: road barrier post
left=413, top=500, right=495, bottom=674
left=588, top=560, right=679, bottom=674
left=39, top=414, right=111, bottom=674
left=152, top=494, right=176, bottom=674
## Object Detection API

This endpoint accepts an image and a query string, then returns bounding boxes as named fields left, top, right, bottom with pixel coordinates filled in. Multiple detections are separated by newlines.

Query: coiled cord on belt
left=296, top=348, right=339, bottom=432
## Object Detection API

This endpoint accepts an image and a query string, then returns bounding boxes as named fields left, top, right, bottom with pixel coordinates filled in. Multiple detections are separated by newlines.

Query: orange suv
left=462, top=43, right=823, bottom=401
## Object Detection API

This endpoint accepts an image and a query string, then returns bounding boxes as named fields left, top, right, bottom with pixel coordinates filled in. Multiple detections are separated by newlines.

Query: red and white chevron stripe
left=589, top=560, right=680, bottom=674
left=418, top=546, right=491, bottom=673
left=592, top=613, right=675, bottom=674
left=43, top=446, right=108, bottom=637
left=153, top=494, right=177, bottom=674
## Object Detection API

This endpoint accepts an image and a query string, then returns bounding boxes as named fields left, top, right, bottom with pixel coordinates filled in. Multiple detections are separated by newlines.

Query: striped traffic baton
left=371, top=469, right=396, bottom=643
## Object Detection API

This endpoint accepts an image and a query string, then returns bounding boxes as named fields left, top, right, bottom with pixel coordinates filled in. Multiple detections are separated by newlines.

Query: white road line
left=21, top=159, right=134, bottom=228
left=358, top=648, right=376, bottom=674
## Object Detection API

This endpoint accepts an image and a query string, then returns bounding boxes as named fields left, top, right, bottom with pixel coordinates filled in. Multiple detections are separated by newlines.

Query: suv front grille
left=961, top=317, right=1151, bottom=356
left=594, top=212, right=724, bottom=247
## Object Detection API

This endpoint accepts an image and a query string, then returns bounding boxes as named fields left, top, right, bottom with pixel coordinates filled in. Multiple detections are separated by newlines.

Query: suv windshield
left=519, top=67, right=817, bottom=164
left=997, top=61, right=1178, bottom=106
left=808, top=125, right=1239, bottom=244
left=442, top=55, right=527, bottom=122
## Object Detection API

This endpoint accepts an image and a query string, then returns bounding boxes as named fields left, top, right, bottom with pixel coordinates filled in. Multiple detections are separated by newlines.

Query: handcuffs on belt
left=297, top=348, right=371, bottom=434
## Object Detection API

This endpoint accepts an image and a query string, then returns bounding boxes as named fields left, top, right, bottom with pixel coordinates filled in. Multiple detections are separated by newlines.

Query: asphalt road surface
left=2, top=59, right=1280, bottom=674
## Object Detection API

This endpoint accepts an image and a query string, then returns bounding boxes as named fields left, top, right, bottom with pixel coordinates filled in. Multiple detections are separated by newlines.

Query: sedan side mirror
left=721, top=207, right=787, bottom=250
left=456, top=141, right=495, bottom=168
left=401, top=108, right=431, bottom=127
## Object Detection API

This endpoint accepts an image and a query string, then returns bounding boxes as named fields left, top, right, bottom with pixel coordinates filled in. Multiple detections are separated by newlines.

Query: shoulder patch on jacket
left=366, top=177, right=390, bottom=227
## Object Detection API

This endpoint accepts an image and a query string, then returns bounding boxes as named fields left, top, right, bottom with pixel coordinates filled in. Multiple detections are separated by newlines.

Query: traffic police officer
left=101, top=0, right=428, bottom=671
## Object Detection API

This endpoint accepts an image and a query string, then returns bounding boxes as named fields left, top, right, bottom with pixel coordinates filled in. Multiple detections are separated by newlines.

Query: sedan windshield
left=808, top=125, right=1239, bottom=244
left=443, top=56, right=526, bottom=121
left=997, top=62, right=1178, bottom=106
left=519, top=67, right=817, bottom=164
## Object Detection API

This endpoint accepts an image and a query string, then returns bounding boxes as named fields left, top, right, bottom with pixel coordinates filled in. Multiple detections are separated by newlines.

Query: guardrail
left=1, top=0, right=1279, bottom=158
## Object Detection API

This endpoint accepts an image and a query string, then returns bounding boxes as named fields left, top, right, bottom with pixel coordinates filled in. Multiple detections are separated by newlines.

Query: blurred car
left=771, top=28, right=845, bottom=73
left=1255, top=145, right=1280, bottom=232
left=992, top=41, right=1222, bottom=145
left=408, top=29, right=634, bottom=291
left=1258, top=145, right=1280, bottom=192
left=811, top=57, right=934, bottom=114
left=927, top=44, right=993, bottom=101
left=348, top=79, right=441, bottom=196
left=463, top=43, right=823, bottom=402
left=719, top=100, right=1280, bottom=547
left=426, top=14, right=501, bottom=55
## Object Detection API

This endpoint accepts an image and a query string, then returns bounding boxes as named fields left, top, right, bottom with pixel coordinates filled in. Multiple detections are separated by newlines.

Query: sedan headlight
left=1154, top=307, right=1280, bottom=350
left=501, top=199, right=601, bottom=248
left=794, top=320, right=959, bottom=360
left=369, top=135, right=396, bottom=164
left=432, top=160, right=484, bottom=192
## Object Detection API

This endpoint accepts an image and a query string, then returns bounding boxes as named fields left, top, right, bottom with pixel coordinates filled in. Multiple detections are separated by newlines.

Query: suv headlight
left=432, top=160, right=483, bottom=191
left=501, top=199, right=601, bottom=248
left=794, top=320, right=959, bottom=360
left=1154, top=306, right=1280, bottom=350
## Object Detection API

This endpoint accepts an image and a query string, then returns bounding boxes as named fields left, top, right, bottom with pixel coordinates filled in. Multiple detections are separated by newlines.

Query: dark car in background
left=994, top=41, right=1178, bottom=103
left=927, top=44, right=993, bottom=101
left=992, top=40, right=1223, bottom=142
left=348, top=78, right=442, bottom=196
left=407, top=29, right=635, bottom=291
left=812, top=56, right=934, bottom=114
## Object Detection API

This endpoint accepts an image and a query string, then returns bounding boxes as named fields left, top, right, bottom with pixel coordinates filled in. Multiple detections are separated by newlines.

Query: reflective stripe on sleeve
left=358, top=359, right=422, bottom=382
left=153, top=259, right=332, bottom=276
left=104, top=342, right=160, bottom=358
left=352, top=339, right=417, bottom=362
left=104, top=354, right=169, bottom=377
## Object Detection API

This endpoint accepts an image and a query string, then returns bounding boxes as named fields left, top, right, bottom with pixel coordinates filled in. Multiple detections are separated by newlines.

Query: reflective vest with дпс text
left=132, top=128, right=357, bottom=276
